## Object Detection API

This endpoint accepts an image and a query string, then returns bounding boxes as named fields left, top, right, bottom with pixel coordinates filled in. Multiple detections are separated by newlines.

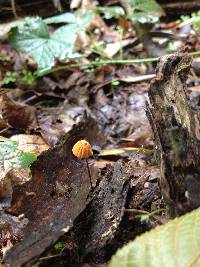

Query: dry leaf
left=1, top=94, right=37, bottom=131
left=104, top=38, right=137, bottom=58
left=10, top=134, right=50, bottom=154
left=119, top=74, right=156, bottom=83
left=70, top=0, right=82, bottom=9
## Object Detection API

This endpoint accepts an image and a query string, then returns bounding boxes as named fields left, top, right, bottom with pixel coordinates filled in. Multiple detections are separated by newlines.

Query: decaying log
left=146, top=52, right=200, bottom=217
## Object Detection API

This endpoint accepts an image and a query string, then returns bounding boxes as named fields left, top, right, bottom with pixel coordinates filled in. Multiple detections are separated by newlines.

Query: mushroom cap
left=72, top=140, right=93, bottom=159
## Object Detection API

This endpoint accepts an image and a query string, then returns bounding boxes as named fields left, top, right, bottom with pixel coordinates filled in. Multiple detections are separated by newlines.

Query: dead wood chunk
left=3, top=115, right=105, bottom=267
left=75, top=161, right=131, bottom=257
left=146, top=52, right=200, bottom=217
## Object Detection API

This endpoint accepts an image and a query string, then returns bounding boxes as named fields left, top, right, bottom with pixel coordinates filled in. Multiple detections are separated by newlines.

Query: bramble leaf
left=9, top=12, right=93, bottom=70
left=125, top=0, right=165, bottom=23
left=95, top=6, right=125, bottom=19
left=0, top=140, right=37, bottom=171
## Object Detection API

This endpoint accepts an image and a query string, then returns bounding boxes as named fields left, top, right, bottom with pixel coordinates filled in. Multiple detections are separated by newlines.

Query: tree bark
left=146, top=52, right=200, bottom=217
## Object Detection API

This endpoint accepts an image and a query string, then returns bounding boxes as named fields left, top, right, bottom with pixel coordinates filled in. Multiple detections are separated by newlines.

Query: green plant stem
left=35, top=51, right=200, bottom=77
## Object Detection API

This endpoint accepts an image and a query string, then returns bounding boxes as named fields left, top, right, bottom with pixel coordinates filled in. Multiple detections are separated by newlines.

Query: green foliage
left=2, top=70, right=36, bottom=86
left=9, top=12, right=93, bottom=71
left=54, top=241, right=64, bottom=253
left=0, top=140, right=37, bottom=170
left=109, top=208, right=200, bottom=267
left=111, top=80, right=120, bottom=87
left=95, top=1, right=164, bottom=23
left=95, top=6, right=125, bottom=19
left=0, top=56, right=11, bottom=62
left=181, top=11, right=200, bottom=34
left=126, top=0, right=164, bottom=23
left=20, top=69, right=36, bottom=85
left=44, top=12, right=77, bottom=24
left=136, top=209, right=165, bottom=223
left=2, top=71, right=17, bottom=84
left=167, top=42, right=177, bottom=52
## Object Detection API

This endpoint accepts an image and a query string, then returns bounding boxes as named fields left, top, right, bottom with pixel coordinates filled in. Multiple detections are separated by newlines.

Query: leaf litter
left=1, top=1, right=200, bottom=266
left=0, top=30, right=160, bottom=267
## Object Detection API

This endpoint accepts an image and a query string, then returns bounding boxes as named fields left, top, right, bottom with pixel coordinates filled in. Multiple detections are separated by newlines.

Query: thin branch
left=11, top=0, right=19, bottom=19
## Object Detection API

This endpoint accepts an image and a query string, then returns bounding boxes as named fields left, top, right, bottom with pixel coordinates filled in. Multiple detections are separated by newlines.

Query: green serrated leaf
left=16, top=152, right=37, bottom=168
left=124, top=0, right=165, bottom=23
left=109, top=208, right=200, bottom=267
left=44, top=12, right=77, bottom=24
left=95, top=6, right=125, bottom=19
left=75, top=10, right=94, bottom=28
left=0, top=140, right=18, bottom=157
left=9, top=12, right=92, bottom=70
left=0, top=140, right=37, bottom=170
left=54, top=241, right=64, bottom=252
left=9, top=18, right=77, bottom=70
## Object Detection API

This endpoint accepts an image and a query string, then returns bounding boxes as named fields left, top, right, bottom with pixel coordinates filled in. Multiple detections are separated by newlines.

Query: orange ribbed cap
left=72, top=140, right=93, bottom=159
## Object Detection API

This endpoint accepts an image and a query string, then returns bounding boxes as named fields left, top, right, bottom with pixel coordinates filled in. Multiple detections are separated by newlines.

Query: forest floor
left=0, top=1, right=200, bottom=266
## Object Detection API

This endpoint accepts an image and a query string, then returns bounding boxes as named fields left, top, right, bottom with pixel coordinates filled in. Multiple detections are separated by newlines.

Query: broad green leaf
left=9, top=12, right=92, bottom=70
left=44, top=11, right=93, bottom=26
left=125, top=0, right=165, bottom=23
left=109, top=208, right=200, bottom=267
left=0, top=140, right=37, bottom=170
left=16, top=152, right=37, bottom=168
left=95, top=6, right=125, bottom=19
left=44, top=12, right=77, bottom=24
left=9, top=17, right=79, bottom=70
left=76, top=11, right=93, bottom=28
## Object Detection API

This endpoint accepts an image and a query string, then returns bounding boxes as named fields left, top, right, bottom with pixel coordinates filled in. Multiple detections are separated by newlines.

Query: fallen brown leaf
left=1, top=94, right=37, bottom=131
left=10, top=134, right=50, bottom=154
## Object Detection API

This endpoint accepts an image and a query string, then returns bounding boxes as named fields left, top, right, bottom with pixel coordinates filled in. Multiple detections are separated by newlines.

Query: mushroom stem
left=86, top=159, right=92, bottom=189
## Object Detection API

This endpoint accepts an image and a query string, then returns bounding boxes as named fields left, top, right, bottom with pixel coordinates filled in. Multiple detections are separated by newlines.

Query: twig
left=86, top=159, right=92, bottom=188
left=11, top=0, right=19, bottom=19
left=39, top=253, right=62, bottom=261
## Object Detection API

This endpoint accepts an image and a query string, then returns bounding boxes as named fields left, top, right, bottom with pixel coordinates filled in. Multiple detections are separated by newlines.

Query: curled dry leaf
left=104, top=38, right=137, bottom=58
left=1, top=94, right=37, bottom=131
left=37, top=105, right=85, bottom=145
left=0, top=115, right=7, bottom=130
left=70, top=0, right=82, bottom=9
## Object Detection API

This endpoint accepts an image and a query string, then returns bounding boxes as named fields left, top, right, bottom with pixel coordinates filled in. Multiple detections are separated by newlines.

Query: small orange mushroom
left=72, top=140, right=93, bottom=188
left=72, top=140, right=93, bottom=159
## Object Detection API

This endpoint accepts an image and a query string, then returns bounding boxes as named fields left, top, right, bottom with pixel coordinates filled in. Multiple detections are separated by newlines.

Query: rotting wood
left=146, top=52, right=200, bottom=217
